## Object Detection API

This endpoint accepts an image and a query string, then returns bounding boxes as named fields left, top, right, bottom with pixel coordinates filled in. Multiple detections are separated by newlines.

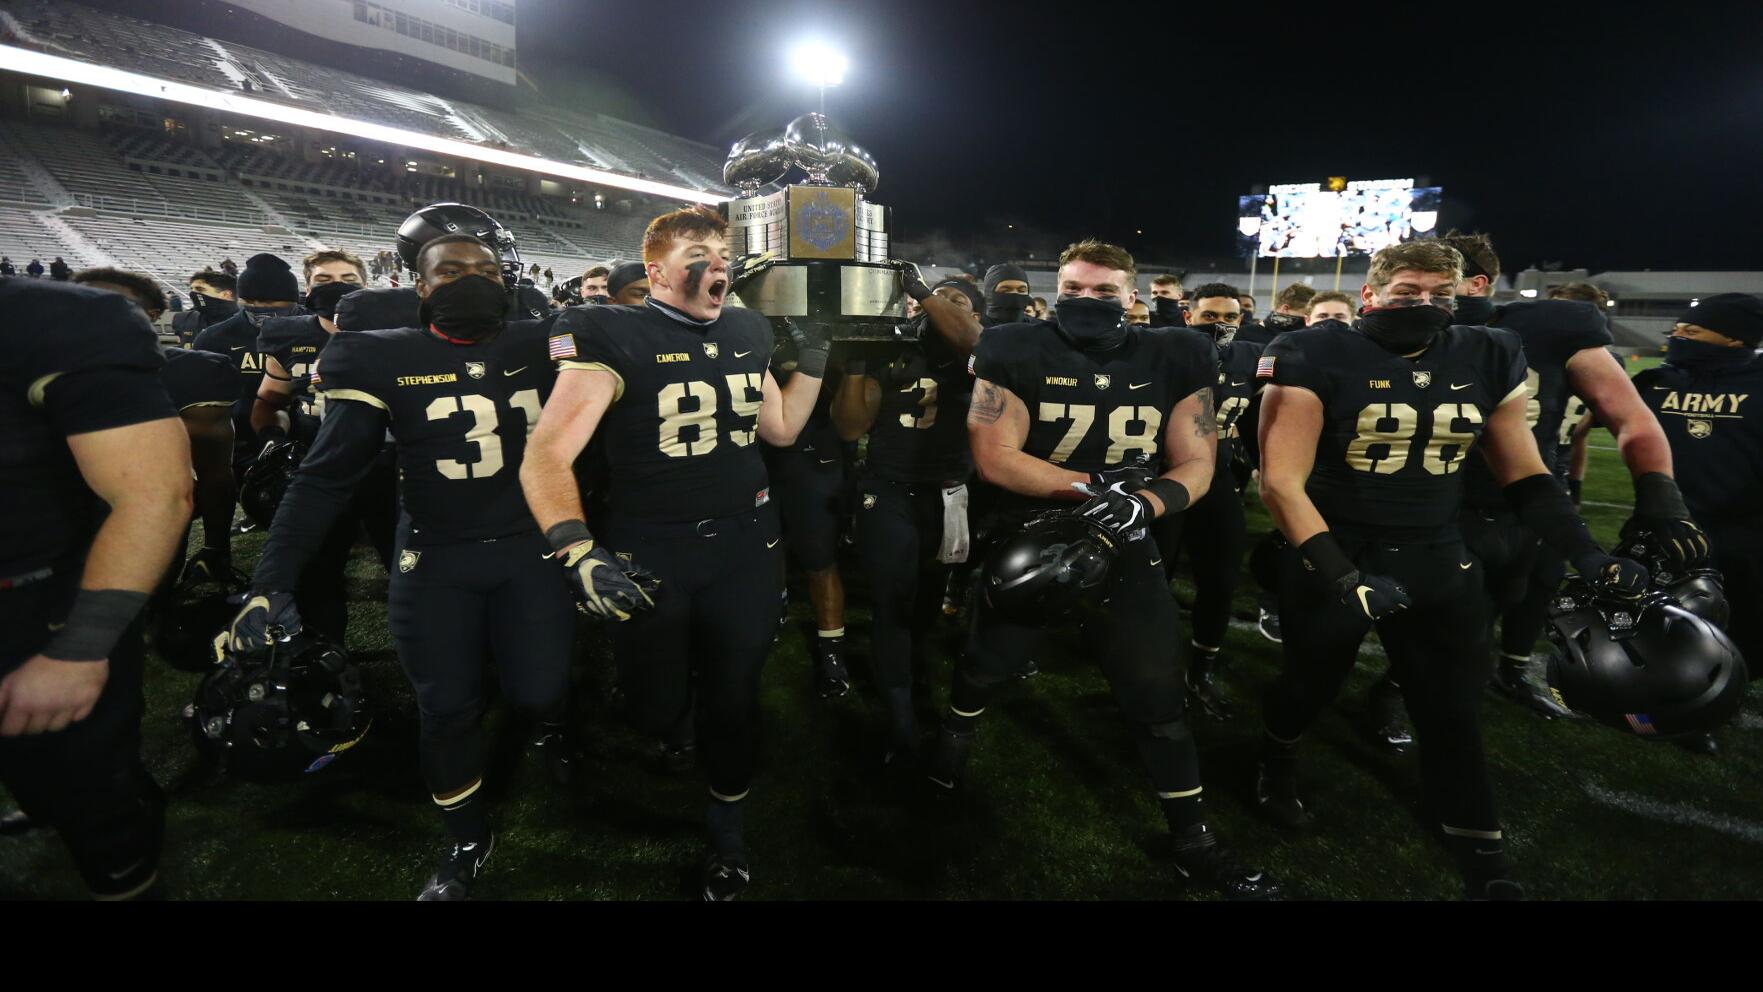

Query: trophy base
left=733, top=260, right=910, bottom=342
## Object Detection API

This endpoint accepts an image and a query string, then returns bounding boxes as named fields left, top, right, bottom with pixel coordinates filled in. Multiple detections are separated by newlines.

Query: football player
left=521, top=206, right=829, bottom=901
left=929, top=240, right=1279, bottom=899
left=170, top=268, right=237, bottom=346
left=193, top=253, right=305, bottom=473
left=1152, top=282, right=1263, bottom=719
left=1305, top=291, right=1356, bottom=325
left=981, top=263, right=1035, bottom=327
left=1419, top=233, right=1704, bottom=728
left=1634, top=294, right=1763, bottom=689
left=1147, top=274, right=1185, bottom=327
left=1254, top=241, right=1648, bottom=898
left=831, top=273, right=983, bottom=764
left=1, top=279, right=194, bottom=898
left=219, top=235, right=576, bottom=901
left=73, top=268, right=236, bottom=585
left=606, top=261, right=650, bottom=305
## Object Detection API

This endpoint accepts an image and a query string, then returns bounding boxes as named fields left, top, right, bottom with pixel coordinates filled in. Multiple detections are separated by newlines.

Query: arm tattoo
left=1192, top=387, right=1218, bottom=438
left=970, top=380, right=1006, bottom=425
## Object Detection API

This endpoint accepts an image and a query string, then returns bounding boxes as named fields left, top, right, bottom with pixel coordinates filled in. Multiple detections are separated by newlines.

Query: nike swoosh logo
left=766, top=539, right=780, bottom=549
left=504, top=367, right=527, bottom=376
left=230, top=345, right=245, bottom=351
left=1230, top=380, right=1247, bottom=387
left=817, top=458, right=837, bottom=465
left=1450, top=383, right=1472, bottom=391
left=1129, top=382, right=1151, bottom=390
left=1356, top=586, right=1374, bottom=615
left=734, top=350, right=752, bottom=358
left=47, top=622, right=66, bottom=631
left=1148, top=559, right=1162, bottom=567
left=107, top=860, right=143, bottom=881
left=1460, top=562, right=1473, bottom=570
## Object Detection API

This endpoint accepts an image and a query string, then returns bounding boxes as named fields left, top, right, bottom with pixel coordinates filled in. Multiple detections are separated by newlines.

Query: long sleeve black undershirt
left=252, top=398, right=389, bottom=591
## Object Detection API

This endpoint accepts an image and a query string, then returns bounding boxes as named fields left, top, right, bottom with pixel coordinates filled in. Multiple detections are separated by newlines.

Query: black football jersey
left=973, top=322, right=1217, bottom=512
left=256, top=314, right=330, bottom=414
left=2, top=281, right=175, bottom=574
left=161, top=347, right=237, bottom=412
left=865, top=336, right=975, bottom=484
left=1213, top=338, right=1265, bottom=463
left=1260, top=323, right=1527, bottom=540
left=194, top=306, right=298, bottom=459
left=1634, top=356, right=1763, bottom=522
left=313, top=322, right=557, bottom=542
left=550, top=301, right=775, bottom=523
left=1460, top=300, right=1614, bottom=507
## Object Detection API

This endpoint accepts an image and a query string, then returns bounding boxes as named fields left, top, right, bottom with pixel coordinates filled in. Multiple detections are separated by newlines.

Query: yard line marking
left=1580, top=500, right=1633, bottom=510
left=1581, top=781, right=1763, bottom=845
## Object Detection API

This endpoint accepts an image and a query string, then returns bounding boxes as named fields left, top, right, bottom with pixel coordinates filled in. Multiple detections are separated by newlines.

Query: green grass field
left=6, top=355, right=1760, bottom=900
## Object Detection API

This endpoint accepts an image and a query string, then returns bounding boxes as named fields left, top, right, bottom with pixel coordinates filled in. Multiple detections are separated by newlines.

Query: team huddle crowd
left=2, top=199, right=1758, bottom=901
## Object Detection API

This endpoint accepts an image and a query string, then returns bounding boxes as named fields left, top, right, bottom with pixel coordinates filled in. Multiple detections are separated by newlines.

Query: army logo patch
left=863, top=494, right=877, bottom=510
left=1412, top=371, right=1432, bottom=389
left=703, top=342, right=720, bottom=359
left=616, top=551, right=633, bottom=564
left=398, top=550, right=421, bottom=573
left=1094, top=374, right=1112, bottom=390
left=465, top=361, right=486, bottom=379
left=1688, top=418, right=1713, bottom=439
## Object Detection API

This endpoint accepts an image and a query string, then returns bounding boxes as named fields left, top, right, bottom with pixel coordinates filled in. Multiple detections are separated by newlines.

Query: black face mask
left=1357, top=302, right=1453, bottom=354
left=305, top=281, right=356, bottom=320
left=191, top=292, right=238, bottom=322
left=1666, top=336, right=1754, bottom=373
left=1149, top=296, right=1185, bottom=327
left=1453, top=295, right=1496, bottom=325
left=986, top=291, right=1033, bottom=324
left=584, top=294, right=611, bottom=306
left=420, top=275, right=507, bottom=341
left=1053, top=296, right=1129, bottom=351
left=1187, top=321, right=1238, bottom=345
left=1263, top=312, right=1305, bottom=332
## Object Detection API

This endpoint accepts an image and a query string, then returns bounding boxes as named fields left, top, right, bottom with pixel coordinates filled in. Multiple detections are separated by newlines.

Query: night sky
left=519, top=1, right=1763, bottom=273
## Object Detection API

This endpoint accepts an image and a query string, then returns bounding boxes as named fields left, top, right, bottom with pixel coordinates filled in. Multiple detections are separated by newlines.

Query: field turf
left=5, top=355, right=1760, bottom=900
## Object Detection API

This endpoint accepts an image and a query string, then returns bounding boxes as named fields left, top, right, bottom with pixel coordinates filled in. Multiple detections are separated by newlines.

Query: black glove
left=729, top=250, right=776, bottom=291
left=1335, top=571, right=1412, bottom=621
left=1621, top=474, right=1710, bottom=572
left=555, top=541, right=660, bottom=621
left=1072, top=481, right=1152, bottom=538
left=214, top=590, right=302, bottom=659
left=1571, top=551, right=1651, bottom=600
left=1089, top=455, right=1156, bottom=493
left=898, top=262, right=932, bottom=303
left=781, top=318, right=830, bottom=378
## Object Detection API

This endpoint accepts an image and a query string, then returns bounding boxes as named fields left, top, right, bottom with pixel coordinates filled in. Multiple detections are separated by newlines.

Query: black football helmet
left=239, top=438, right=306, bottom=530
left=396, top=202, right=522, bottom=284
left=555, top=274, right=585, bottom=306
left=981, top=511, right=1120, bottom=625
left=1616, top=524, right=1730, bottom=627
left=1544, top=580, right=1748, bottom=740
left=152, top=553, right=249, bottom=672
left=187, top=631, right=372, bottom=781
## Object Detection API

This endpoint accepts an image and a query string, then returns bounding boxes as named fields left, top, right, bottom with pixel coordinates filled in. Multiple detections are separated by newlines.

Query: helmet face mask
left=1544, top=580, right=1748, bottom=740
left=188, top=632, right=372, bottom=781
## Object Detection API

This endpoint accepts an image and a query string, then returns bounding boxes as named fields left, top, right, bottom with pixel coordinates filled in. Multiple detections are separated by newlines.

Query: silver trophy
left=724, top=114, right=907, bottom=341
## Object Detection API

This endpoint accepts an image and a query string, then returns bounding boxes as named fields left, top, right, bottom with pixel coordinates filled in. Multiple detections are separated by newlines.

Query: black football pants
left=1153, top=472, right=1249, bottom=651
left=601, top=507, right=782, bottom=799
left=954, top=531, right=1201, bottom=797
left=856, top=478, right=951, bottom=695
left=1264, top=535, right=1500, bottom=836
left=1706, top=519, right=1762, bottom=671
left=0, top=564, right=163, bottom=898
left=297, top=449, right=398, bottom=644
left=766, top=445, right=844, bottom=572
left=387, top=530, right=576, bottom=796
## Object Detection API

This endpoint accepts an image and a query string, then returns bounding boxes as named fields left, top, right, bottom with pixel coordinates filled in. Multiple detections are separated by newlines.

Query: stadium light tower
left=790, top=40, right=848, bottom=114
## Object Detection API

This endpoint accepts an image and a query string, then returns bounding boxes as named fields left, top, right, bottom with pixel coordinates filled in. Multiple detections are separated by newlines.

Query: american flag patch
left=548, top=334, right=577, bottom=360
left=1625, top=713, right=1657, bottom=735
left=1256, top=355, right=1277, bottom=379
left=309, top=359, right=322, bottom=387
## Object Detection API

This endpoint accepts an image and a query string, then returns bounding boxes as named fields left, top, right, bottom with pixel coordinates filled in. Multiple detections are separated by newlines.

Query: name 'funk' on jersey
left=1260, top=323, right=1528, bottom=540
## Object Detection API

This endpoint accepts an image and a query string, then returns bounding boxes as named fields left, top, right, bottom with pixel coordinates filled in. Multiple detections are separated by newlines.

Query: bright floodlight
left=791, top=41, right=848, bottom=88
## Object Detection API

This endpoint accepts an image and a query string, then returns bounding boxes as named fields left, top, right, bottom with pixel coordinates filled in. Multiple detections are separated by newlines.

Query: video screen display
left=1239, top=181, right=1444, bottom=258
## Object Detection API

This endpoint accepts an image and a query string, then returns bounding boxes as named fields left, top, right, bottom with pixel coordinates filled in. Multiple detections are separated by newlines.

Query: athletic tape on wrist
left=544, top=519, right=594, bottom=555
left=43, top=589, right=149, bottom=661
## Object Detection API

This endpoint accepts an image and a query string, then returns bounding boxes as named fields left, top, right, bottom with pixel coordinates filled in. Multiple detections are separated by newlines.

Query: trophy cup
left=723, top=113, right=910, bottom=342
